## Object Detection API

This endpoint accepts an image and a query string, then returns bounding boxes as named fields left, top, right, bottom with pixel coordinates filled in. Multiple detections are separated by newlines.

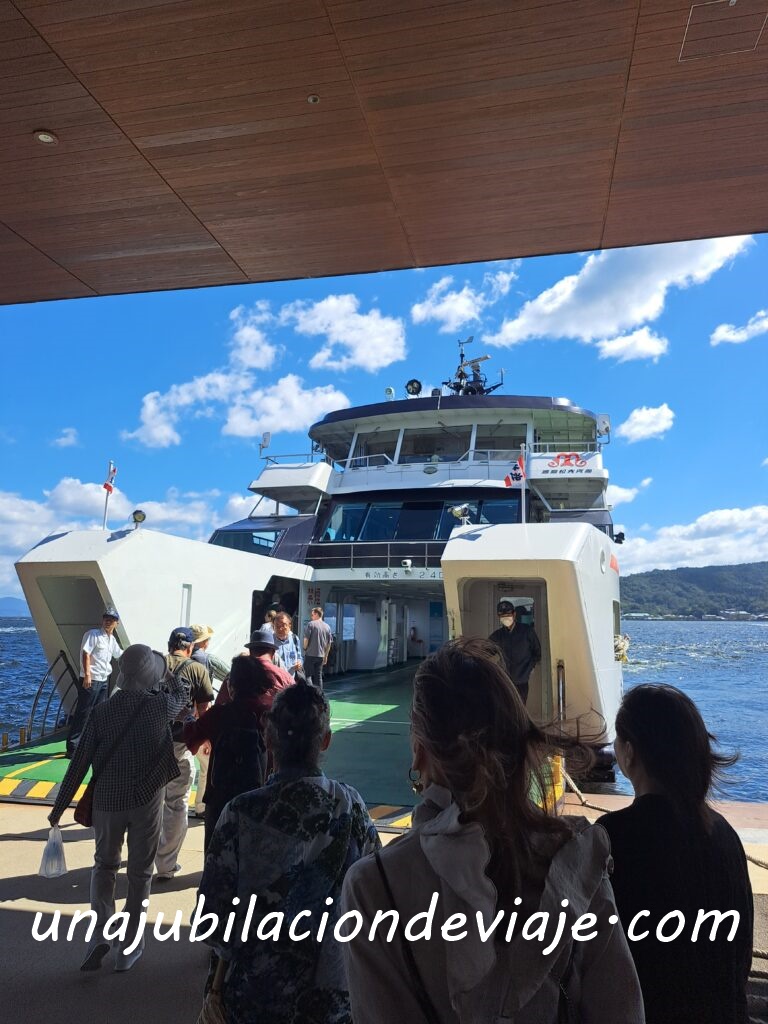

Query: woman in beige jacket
left=341, top=637, right=644, bottom=1023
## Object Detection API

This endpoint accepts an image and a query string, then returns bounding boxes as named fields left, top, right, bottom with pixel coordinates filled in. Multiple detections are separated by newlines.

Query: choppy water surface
left=618, top=620, right=768, bottom=801
left=0, top=617, right=766, bottom=800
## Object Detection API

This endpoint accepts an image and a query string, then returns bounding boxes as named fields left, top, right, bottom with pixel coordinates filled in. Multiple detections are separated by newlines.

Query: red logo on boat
left=548, top=452, right=588, bottom=468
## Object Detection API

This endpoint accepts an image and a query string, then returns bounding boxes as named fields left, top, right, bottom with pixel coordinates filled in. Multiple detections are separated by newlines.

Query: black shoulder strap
left=375, top=851, right=442, bottom=1024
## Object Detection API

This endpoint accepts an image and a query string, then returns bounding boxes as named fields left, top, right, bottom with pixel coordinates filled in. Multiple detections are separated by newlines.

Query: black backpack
left=208, top=705, right=267, bottom=804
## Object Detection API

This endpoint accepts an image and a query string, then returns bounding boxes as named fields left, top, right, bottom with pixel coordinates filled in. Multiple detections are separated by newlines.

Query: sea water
left=1, top=616, right=766, bottom=800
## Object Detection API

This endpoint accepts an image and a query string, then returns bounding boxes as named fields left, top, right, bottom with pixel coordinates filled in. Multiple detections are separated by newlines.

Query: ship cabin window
left=318, top=496, right=523, bottom=543
left=210, top=529, right=282, bottom=554
left=323, top=503, right=368, bottom=542
left=351, top=429, right=399, bottom=467
left=474, top=424, right=527, bottom=460
left=399, top=424, right=472, bottom=464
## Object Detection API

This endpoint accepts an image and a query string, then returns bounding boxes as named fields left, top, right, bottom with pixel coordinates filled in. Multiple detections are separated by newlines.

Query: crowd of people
left=46, top=605, right=753, bottom=1023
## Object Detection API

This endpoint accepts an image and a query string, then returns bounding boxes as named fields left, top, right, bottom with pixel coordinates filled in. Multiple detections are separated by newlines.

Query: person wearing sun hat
left=49, top=644, right=187, bottom=973
left=189, top=624, right=231, bottom=819
left=245, top=626, right=294, bottom=690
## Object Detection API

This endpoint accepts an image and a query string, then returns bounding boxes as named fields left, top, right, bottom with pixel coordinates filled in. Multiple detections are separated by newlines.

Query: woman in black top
left=600, top=684, right=753, bottom=1024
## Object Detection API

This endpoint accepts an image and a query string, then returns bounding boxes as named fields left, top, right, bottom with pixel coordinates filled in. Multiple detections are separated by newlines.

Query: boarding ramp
left=441, top=523, right=622, bottom=741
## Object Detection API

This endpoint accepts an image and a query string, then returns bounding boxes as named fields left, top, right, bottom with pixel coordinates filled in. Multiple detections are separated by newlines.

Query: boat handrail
left=556, top=659, right=566, bottom=722
left=263, top=452, right=333, bottom=465
left=26, top=649, right=79, bottom=740
left=530, top=441, right=599, bottom=454
left=307, top=540, right=444, bottom=571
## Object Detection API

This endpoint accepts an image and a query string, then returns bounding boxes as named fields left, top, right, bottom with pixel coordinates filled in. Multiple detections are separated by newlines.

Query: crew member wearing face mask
left=488, top=600, right=541, bottom=706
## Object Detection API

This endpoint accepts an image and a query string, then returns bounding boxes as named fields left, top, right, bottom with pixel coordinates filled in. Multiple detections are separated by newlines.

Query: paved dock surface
left=1, top=796, right=767, bottom=1024
left=2, top=662, right=766, bottom=1020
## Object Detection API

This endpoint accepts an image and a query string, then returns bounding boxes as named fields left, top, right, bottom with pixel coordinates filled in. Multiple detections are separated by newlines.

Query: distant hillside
left=621, top=562, right=768, bottom=617
left=0, top=596, right=30, bottom=616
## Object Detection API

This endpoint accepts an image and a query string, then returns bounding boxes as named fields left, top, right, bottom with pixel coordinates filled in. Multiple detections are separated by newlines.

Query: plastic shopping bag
left=39, top=826, right=67, bottom=878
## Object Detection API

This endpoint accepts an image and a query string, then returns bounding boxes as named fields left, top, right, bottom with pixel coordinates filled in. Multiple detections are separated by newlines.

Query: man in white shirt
left=66, top=607, right=122, bottom=757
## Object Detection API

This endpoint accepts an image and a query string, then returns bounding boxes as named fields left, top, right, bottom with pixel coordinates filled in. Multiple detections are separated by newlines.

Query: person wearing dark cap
left=49, top=644, right=187, bottom=972
left=154, top=626, right=214, bottom=880
left=488, top=600, right=541, bottom=706
left=66, top=607, right=122, bottom=757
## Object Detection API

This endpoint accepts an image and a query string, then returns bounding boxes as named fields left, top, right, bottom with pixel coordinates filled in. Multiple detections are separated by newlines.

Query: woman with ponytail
left=341, top=637, right=643, bottom=1023
left=600, top=684, right=753, bottom=1023
left=198, top=679, right=380, bottom=1024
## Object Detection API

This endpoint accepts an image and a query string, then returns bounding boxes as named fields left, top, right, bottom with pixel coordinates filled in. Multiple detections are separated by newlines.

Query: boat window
left=359, top=503, right=401, bottom=541
left=395, top=502, right=443, bottom=540
left=210, top=529, right=282, bottom=554
left=351, top=429, right=400, bottom=466
left=399, top=424, right=471, bottom=463
left=322, top=503, right=368, bottom=542
left=436, top=502, right=480, bottom=538
left=479, top=498, right=521, bottom=524
left=474, top=424, right=527, bottom=460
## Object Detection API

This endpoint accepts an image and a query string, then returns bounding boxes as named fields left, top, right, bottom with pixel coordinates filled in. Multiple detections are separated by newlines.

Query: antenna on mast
left=442, top=336, right=504, bottom=396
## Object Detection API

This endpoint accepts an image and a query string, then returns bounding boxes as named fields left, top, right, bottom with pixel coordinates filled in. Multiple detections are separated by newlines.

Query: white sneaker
left=155, top=863, right=182, bottom=881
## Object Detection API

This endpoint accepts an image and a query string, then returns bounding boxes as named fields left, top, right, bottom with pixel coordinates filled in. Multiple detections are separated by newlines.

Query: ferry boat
left=15, top=341, right=623, bottom=770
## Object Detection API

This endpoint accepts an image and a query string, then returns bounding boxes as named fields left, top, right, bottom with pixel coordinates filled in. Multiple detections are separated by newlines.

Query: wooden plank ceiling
left=1, top=0, right=767, bottom=304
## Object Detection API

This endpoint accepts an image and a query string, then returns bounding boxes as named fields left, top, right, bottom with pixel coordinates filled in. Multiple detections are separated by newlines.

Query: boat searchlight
left=131, top=509, right=146, bottom=529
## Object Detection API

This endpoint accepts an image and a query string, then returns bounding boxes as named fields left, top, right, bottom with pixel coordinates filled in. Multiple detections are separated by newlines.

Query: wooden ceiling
left=2, top=0, right=767, bottom=305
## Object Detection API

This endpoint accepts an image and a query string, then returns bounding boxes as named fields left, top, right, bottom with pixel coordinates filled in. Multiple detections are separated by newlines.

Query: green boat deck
left=0, top=664, right=419, bottom=827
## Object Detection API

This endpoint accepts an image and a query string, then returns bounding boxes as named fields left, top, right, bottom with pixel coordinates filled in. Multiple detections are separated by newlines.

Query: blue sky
left=1, top=233, right=766, bottom=597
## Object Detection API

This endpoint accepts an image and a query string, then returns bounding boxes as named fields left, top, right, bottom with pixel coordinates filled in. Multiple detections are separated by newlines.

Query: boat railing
left=530, top=442, right=599, bottom=454
left=263, top=451, right=334, bottom=465
left=26, top=649, right=79, bottom=741
left=306, top=540, right=445, bottom=571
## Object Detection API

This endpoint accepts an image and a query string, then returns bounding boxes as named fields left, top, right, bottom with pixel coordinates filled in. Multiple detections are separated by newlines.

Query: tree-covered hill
left=621, top=562, right=768, bottom=617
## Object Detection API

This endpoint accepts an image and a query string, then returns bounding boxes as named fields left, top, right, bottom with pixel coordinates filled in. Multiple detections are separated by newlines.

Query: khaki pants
left=195, top=747, right=209, bottom=814
left=154, top=742, right=194, bottom=875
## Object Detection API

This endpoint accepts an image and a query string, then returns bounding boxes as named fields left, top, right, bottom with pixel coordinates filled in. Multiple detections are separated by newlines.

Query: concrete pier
left=1, top=796, right=766, bottom=1024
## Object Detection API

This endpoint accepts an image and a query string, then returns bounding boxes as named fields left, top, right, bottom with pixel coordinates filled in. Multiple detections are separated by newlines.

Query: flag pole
left=102, top=460, right=116, bottom=530
left=520, top=445, right=527, bottom=526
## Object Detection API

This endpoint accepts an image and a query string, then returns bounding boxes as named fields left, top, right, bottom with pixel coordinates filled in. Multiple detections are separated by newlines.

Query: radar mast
left=443, top=336, right=504, bottom=396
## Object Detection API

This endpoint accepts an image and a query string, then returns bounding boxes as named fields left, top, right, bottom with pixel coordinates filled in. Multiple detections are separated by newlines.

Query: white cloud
left=763, top=458, right=768, bottom=468
left=220, top=493, right=278, bottom=523
left=483, top=236, right=752, bottom=350
left=622, top=505, right=768, bottom=574
left=282, top=295, right=406, bottom=372
left=228, top=302, right=279, bottom=368
left=615, top=404, right=675, bottom=443
left=52, top=427, right=78, bottom=448
left=412, top=276, right=486, bottom=334
left=606, top=477, right=652, bottom=507
left=224, top=374, right=350, bottom=438
left=122, top=371, right=234, bottom=448
left=411, top=265, right=519, bottom=334
left=710, top=308, right=768, bottom=346
left=123, top=300, right=354, bottom=448
left=596, top=327, right=669, bottom=363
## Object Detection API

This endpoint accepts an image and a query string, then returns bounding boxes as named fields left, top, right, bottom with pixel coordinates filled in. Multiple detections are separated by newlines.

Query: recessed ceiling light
left=307, top=94, right=320, bottom=105
left=33, top=130, right=59, bottom=145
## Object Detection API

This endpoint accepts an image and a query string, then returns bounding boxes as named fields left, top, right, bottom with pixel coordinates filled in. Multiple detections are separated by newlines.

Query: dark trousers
left=515, top=683, right=529, bottom=706
left=304, top=656, right=324, bottom=690
left=67, top=679, right=108, bottom=753
left=204, top=799, right=227, bottom=854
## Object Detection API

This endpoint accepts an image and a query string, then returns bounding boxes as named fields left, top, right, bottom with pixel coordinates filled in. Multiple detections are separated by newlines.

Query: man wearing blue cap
left=66, top=607, right=122, bottom=757
left=154, top=626, right=214, bottom=880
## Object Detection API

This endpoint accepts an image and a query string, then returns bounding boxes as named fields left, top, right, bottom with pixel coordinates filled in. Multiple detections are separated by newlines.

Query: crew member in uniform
left=488, top=600, right=541, bottom=706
